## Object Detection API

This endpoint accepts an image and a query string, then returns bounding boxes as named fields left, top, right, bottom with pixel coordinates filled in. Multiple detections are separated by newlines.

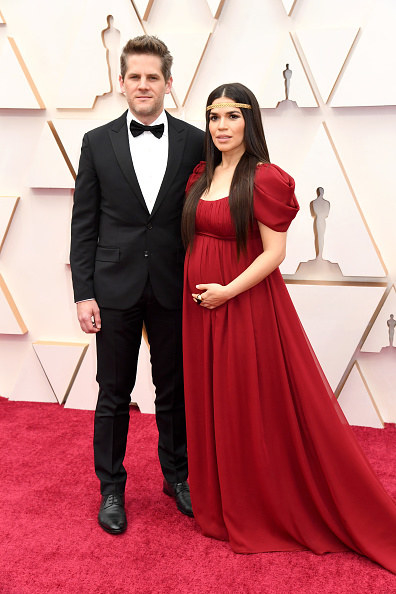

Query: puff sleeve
left=253, top=163, right=299, bottom=232
left=185, top=161, right=206, bottom=195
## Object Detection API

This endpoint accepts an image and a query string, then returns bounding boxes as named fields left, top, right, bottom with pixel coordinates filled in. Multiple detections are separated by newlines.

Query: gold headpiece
left=206, top=102, right=252, bottom=112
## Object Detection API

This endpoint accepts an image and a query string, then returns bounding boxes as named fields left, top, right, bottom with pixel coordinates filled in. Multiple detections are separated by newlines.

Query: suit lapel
left=149, top=112, right=186, bottom=219
left=108, top=111, right=148, bottom=213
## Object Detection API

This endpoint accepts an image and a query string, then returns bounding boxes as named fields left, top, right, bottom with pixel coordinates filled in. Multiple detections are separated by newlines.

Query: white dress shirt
left=126, top=110, right=168, bottom=214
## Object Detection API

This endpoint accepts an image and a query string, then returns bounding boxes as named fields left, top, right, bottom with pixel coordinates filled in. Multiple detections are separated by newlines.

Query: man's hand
left=77, top=300, right=101, bottom=333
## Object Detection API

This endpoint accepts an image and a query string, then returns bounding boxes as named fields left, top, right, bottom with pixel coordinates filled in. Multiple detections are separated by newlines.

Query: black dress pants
left=94, top=280, right=187, bottom=495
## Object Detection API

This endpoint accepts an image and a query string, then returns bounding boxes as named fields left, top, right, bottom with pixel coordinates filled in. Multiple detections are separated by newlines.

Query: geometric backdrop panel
left=284, top=124, right=386, bottom=277
left=33, top=341, right=89, bottom=405
left=205, top=0, right=226, bottom=19
left=133, top=0, right=155, bottom=20
left=184, top=1, right=287, bottom=118
left=357, top=285, right=396, bottom=423
left=358, top=350, right=396, bottom=423
left=361, top=286, right=396, bottom=352
left=337, top=363, right=383, bottom=428
left=279, top=0, right=298, bottom=16
left=330, top=1, right=396, bottom=106
left=27, top=122, right=75, bottom=189
left=0, top=274, right=27, bottom=335
left=64, top=336, right=156, bottom=414
left=145, top=1, right=214, bottom=106
left=9, top=349, right=57, bottom=403
left=0, top=196, right=19, bottom=253
left=296, top=27, right=359, bottom=103
left=0, top=0, right=395, bottom=426
left=64, top=339, right=98, bottom=411
left=287, top=284, right=386, bottom=390
left=260, top=34, right=318, bottom=107
left=56, top=0, right=143, bottom=108
left=65, top=337, right=155, bottom=414
left=0, top=37, right=44, bottom=109
left=52, top=120, right=108, bottom=177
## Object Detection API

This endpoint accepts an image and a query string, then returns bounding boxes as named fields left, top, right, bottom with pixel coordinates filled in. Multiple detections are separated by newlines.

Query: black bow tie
left=130, top=120, right=164, bottom=139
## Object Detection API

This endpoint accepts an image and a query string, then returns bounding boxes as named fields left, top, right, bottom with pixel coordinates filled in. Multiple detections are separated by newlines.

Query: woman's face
left=208, top=97, right=246, bottom=156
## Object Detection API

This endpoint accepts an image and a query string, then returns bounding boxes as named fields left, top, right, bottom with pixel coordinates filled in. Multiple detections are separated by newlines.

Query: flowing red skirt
left=183, top=197, right=396, bottom=573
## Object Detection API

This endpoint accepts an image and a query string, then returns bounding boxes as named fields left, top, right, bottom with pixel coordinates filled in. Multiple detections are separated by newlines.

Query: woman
left=181, top=83, right=396, bottom=572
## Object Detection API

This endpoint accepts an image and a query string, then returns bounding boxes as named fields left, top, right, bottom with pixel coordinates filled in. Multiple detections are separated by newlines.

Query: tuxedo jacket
left=70, top=111, right=204, bottom=310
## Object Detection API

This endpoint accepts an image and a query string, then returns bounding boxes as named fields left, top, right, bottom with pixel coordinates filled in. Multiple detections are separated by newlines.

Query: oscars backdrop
left=0, top=0, right=395, bottom=427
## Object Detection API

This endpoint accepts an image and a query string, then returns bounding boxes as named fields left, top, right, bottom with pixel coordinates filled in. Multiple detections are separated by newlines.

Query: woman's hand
left=192, top=283, right=231, bottom=309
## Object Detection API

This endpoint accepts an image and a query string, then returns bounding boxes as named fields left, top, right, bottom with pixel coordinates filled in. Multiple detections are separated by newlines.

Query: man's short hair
left=120, top=35, right=173, bottom=81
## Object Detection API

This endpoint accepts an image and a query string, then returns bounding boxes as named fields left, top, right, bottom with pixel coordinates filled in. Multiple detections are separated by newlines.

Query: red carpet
left=1, top=396, right=395, bottom=593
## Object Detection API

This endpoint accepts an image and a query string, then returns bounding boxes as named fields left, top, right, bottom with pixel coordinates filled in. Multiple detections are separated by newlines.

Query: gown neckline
left=200, top=196, right=228, bottom=202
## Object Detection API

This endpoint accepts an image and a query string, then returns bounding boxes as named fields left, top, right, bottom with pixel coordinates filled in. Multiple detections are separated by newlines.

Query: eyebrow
left=128, top=72, right=160, bottom=77
left=209, top=109, right=241, bottom=115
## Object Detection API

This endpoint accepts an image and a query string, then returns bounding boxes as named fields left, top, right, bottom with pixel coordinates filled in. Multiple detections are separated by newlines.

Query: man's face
left=119, top=53, right=172, bottom=125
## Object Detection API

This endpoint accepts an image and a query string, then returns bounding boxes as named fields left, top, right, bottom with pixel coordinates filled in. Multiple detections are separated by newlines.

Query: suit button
left=144, top=251, right=148, bottom=257
left=147, top=223, right=153, bottom=230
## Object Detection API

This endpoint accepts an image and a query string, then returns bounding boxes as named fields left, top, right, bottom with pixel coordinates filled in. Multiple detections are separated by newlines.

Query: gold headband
left=206, top=102, right=252, bottom=112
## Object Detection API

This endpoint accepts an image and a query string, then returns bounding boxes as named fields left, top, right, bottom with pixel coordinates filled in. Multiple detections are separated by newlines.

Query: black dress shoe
left=98, top=493, right=127, bottom=534
left=163, top=479, right=194, bottom=517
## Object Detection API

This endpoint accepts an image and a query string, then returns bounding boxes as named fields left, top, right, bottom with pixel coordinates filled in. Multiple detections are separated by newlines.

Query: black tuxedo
left=71, top=111, right=203, bottom=310
left=70, top=111, right=204, bottom=495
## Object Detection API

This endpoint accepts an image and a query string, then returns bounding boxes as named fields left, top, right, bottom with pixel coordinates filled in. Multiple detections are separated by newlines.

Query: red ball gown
left=183, top=161, right=396, bottom=573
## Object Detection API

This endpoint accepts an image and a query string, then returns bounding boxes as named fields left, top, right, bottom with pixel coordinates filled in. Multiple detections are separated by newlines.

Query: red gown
left=183, top=161, right=396, bottom=573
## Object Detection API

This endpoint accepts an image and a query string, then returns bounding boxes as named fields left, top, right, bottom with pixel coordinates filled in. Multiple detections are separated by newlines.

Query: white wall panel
left=287, top=285, right=385, bottom=389
left=337, top=364, right=383, bottom=428
left=296, top=27, right=359, bottom=103
left=28, top=122, right=75, bottom=188
left=0, top=196, right=19, bottom=253
left=134, top=0, right=155, bottom=21
left=33, top=341, right=89, bottom=404
left=294, top=0, right=373, bottom=27
left=324, top=113, right=396, bottom=280
left=145, top=0, right=214, bottom=106
left=10, top=349, right=57, bottom=403
left=259, top=34, right=318, bottom=107
left=205, top=0, right=226, bottom=19
left=51, top=120, right=108, bottom=175
left=0, top=0, right=394, bottom=425
left=283, top=124, right=385, bottom=277
left=0, top=37, right=44, bottom=108
left=358, top=351, right=396, bottom=422
left=280, top=0, right=298, bottom=16
left=184, top=0, right=287, bottom=119
left=0, top=274, right=27, bottom=334
left=361, top=286, right=396, bottom=352
left=331, top=1, right=396, bottom=106
left=64, top=339, right=98, bottom=410
left=56, top=0, right=144, bottom=108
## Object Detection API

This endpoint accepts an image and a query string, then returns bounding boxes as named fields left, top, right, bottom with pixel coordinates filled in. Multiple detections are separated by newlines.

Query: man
left=70, top=35, right=204, bottom=534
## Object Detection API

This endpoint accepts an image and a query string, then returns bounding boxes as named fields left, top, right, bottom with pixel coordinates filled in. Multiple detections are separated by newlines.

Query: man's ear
left=165, top=76, right=173, bottom=94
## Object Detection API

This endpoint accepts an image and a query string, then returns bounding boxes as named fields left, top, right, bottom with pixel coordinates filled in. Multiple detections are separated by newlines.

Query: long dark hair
left=182, top=83, right=270, bottom=254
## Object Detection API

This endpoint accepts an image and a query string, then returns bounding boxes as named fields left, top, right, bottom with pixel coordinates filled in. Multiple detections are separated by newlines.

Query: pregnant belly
left=185, top=235, right=259, bottom=292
